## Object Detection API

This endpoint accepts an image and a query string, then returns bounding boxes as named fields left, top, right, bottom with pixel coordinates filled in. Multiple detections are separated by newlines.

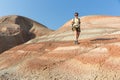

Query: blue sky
left=0, top=0, right=120, bottom=30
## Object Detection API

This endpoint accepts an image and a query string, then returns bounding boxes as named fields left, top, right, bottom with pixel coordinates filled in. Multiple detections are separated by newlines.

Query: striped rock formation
left=0, top=15, right=52, bottom=53
left=27, top=15, right=120, bottom=43
left=0, top=15, right=120, bottom=80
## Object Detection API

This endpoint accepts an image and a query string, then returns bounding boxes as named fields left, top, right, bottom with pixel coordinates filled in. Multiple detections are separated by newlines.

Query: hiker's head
left=74, top=12, right=79, bottom=17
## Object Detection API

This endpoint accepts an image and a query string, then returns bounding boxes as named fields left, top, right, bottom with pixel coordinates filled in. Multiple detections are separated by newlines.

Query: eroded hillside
left=0, top=15, right=120, bottom=80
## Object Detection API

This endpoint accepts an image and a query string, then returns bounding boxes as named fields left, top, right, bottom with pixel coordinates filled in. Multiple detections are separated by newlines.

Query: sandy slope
left=0, top=15, right=120, bottom=80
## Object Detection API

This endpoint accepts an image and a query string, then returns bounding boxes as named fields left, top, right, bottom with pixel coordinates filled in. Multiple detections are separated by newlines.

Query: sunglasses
left=74, top=15, right=78, bottom=16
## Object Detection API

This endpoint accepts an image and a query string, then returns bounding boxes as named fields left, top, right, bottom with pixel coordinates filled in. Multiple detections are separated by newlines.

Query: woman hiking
left=71, top=12, right=81, bottom=44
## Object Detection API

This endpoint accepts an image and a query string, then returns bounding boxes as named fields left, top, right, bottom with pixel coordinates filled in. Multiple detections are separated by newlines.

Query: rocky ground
left=0, top=15, right=120, bottom=80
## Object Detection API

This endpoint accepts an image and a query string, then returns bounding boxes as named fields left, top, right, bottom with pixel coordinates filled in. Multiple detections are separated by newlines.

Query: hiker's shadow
left=91, top=38, right=117, bottom=42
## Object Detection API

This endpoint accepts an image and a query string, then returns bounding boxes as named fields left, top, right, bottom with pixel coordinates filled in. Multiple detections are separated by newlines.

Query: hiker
left=71, top=12, right=81, bottom=44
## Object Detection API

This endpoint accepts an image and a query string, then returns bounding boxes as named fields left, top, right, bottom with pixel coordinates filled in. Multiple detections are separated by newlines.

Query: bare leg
left=76, top=31, right=80, bottom=41
left=74, top=30, right=77, bottom=41
left=74, top=31, right=80, bottom=41
left=74, top=31, right=80, bottom=44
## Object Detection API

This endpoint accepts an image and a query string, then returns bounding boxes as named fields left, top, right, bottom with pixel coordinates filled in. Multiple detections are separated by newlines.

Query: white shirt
left=72, top=18, right=80, bottom=27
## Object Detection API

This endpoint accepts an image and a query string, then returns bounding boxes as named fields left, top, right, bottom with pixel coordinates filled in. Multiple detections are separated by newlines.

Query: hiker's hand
left=70, top=24, right=73, bottom=27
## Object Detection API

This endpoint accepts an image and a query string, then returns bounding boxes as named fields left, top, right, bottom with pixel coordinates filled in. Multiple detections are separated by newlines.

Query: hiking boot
left=74, top=40, right=79, bottom=45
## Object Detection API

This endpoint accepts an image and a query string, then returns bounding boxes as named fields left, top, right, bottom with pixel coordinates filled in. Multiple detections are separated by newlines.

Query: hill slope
left=27, top=15, right=120, bottom=43
left=0, top=15, right=120, bottom=80
left=0, top=15, right=53, bottom=53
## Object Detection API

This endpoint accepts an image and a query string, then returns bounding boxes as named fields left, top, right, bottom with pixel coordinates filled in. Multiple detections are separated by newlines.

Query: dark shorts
left=72, top=27, right=81, bottom=32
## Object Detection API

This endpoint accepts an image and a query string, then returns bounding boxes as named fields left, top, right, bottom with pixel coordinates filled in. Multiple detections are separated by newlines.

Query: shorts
left=72, top=27, right=81, bottom=32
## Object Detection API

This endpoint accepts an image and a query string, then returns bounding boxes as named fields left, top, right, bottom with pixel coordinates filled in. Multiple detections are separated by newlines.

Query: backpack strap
left=78, top=18, right=80, bottom=24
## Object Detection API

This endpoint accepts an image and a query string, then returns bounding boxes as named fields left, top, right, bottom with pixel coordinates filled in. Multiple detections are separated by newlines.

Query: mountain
left=27, top=15, right=120, bottom=43
left=0, top=15, right=53, bottom=53
left=0, top=15, right=120, bottom=80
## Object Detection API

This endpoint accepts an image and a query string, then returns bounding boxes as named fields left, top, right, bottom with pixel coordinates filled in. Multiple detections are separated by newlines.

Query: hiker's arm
left=71, top=19, right=74, bottom=25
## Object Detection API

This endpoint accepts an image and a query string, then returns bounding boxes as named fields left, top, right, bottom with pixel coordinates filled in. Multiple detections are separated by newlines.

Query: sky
left=0, top=0, right=120, bottom=30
